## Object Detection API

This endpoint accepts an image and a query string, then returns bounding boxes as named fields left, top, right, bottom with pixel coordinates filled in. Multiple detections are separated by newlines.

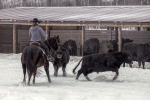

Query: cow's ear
left=57, top=35, right=59, bottom=39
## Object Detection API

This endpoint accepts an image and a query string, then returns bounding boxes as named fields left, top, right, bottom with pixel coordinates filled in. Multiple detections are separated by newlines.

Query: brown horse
left=21, top=35, right=60, bottom=85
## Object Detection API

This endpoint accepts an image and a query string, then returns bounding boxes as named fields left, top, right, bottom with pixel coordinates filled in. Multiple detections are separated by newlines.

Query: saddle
left=30, top=42, right=46, bottom=54
left=30, top=42, right=55, bottom=64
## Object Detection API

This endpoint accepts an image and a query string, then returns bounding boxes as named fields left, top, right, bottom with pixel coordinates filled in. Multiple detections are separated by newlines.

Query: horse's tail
left=72, top=58, right=83, bottom=74
left=26, top=48, right=36, bottom=75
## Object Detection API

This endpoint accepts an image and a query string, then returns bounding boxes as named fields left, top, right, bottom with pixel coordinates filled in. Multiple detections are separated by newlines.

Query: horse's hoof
left=23, top=81, right=26, bottom=83
left=54, top=73, right=58, bottom=77
left=63, top=74, right=67, bottom=77
left=23, top=79, right=26, bottom=83
left=112, top=77, right=117, bottom=81
left=76, top=78, right=78, bottom=80
left=48, top=79, right=51, bottom=83
left=86, top=78, right=92, bottom=81
left=49, top=80, right=51, bottom=83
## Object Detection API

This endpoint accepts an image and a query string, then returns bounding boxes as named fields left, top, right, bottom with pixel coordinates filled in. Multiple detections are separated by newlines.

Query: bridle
left=46, top=38, right=59, bottom=51
left=46, top=38, right=59, bottom=63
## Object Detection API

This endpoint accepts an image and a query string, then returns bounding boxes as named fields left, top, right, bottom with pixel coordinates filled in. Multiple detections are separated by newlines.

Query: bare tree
left=116, top=0, right=118, bottom=5
left=89, top=0, right=99, bottom=6
left=0, top=0, right=2, bottom=9
left=147, top=0, right=149, bottom=4
left=142, top=0, right=148, bottom=5
left=47, top=0, right=51, bottom=6
left=76, top=0, right=80, bottom=6
left=22, top=0, right=27, bottom=7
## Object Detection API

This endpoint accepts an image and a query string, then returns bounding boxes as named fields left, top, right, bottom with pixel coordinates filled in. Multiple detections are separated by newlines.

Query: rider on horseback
left=29, top=18, right=53, bottom=61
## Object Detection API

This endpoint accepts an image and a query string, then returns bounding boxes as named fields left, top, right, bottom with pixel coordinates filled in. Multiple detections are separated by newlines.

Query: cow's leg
left=44, top=62, right=51, bottom=83
left=62, top=64, right=67, bottom=77
left=54, top=66, right=58, bottom=77
left=129, top=64, right=132, bottom=68
left=76, top=69, right=83, bottom=80
left=22, top=64, right=26, bottom=83
left=83, top=72, right=91, bottom=81
left=83, top=70, right=93, bottom=81
left=138, top=61, right=141, bottom=68
left=123, top=63, right=125, bottom=67
left=113, top=68, right=119, bottom=81
left=142, top=62, right=145, bottom=69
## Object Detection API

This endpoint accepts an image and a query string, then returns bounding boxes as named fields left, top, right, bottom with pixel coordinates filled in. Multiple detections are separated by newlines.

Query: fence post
left=13, top=24, right=17, bottom=53
left=82, top=26, right=85, bottom=56
left=46, top=26, right=50, bottom=40
left=118, top=27, right=122, bottom=52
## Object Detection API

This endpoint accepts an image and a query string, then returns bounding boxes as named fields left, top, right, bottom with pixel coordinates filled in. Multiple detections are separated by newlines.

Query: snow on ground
left=0, top=53, right=150, bottom=100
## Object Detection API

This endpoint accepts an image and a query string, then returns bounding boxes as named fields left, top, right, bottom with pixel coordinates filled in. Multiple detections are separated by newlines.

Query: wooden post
left=107, top=27, right=110, bottom=30
left=118, top=27, right=122, bottom=52
left=110, top=27, right=114, bottom=40
left=137, top=27, right=141, bottom=31
left=82, top=26, right=85, bottom=56
left=147, top=27, right=150, bottom=31
left=46, top=26, right=50, bottom=40
left=115, top=27, right=118, bottom=40
left=13, top=24, right=17, bottom=53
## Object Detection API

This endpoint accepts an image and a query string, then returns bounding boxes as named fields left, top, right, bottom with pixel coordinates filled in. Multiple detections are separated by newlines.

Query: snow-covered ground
left=0, top=53, right=150, bottom=100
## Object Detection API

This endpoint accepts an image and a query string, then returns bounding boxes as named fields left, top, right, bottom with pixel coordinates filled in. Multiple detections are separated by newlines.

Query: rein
left=46, top=39, right=58, bottom=51
left=46, top=39, right=59, bottom=63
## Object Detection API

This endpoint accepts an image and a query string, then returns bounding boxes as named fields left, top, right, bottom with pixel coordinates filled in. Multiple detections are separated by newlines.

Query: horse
left=21, top=35, right=60, bottom=85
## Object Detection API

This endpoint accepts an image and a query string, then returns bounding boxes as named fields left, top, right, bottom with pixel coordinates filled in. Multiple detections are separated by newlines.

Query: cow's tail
left=72, top=58, right=83, bottom=74
left=26, top=49, right=36, bottom=75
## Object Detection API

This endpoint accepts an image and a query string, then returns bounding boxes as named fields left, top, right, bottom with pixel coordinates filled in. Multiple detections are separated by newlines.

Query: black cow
left=98, top=38, right=133, bottom=54
left=63, top=39, right=77, bottom=56
left=123, top=43, right=150, bottom=69
left=73, top=51, right=132, bottom=81
left=81, top=38, right=100, bottom=56
left=111, top=38, right=133, bottom=51
left=51, top=47, right=70, bottom=77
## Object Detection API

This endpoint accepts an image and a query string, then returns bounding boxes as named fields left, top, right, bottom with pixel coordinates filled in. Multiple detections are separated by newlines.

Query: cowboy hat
left=30, top=18, right=41, bottom=23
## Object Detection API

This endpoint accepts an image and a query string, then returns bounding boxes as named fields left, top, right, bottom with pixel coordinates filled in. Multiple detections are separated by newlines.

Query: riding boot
left=47, top=55, right=53, bottom=62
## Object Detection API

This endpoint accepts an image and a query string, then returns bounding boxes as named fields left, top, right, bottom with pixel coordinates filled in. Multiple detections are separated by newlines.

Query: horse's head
left=54, top=35, right=60, bottom=44
left=46, top=35, right=60, bottom=51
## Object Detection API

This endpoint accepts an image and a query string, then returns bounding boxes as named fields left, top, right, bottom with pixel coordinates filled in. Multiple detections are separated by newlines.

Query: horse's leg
left=62, top=64, right=67, bottom=77
left=33, top=70, right=37, bottom=84
left=22, top=64, right=26, bottom=83
left=28, top=73, right=32, bottom=86
left=138, top=61, right=141, bottom=68
left=113, top=68, right=119, bottom=81
left=54, top=66, right=58, bottom=77
left=123, top=63, right=125, bottom=67
left=129, top=64, right=132, bottom=68
left=44, top=61, right=51, bottom=83
left=142, top=61, right=145, bottom=69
